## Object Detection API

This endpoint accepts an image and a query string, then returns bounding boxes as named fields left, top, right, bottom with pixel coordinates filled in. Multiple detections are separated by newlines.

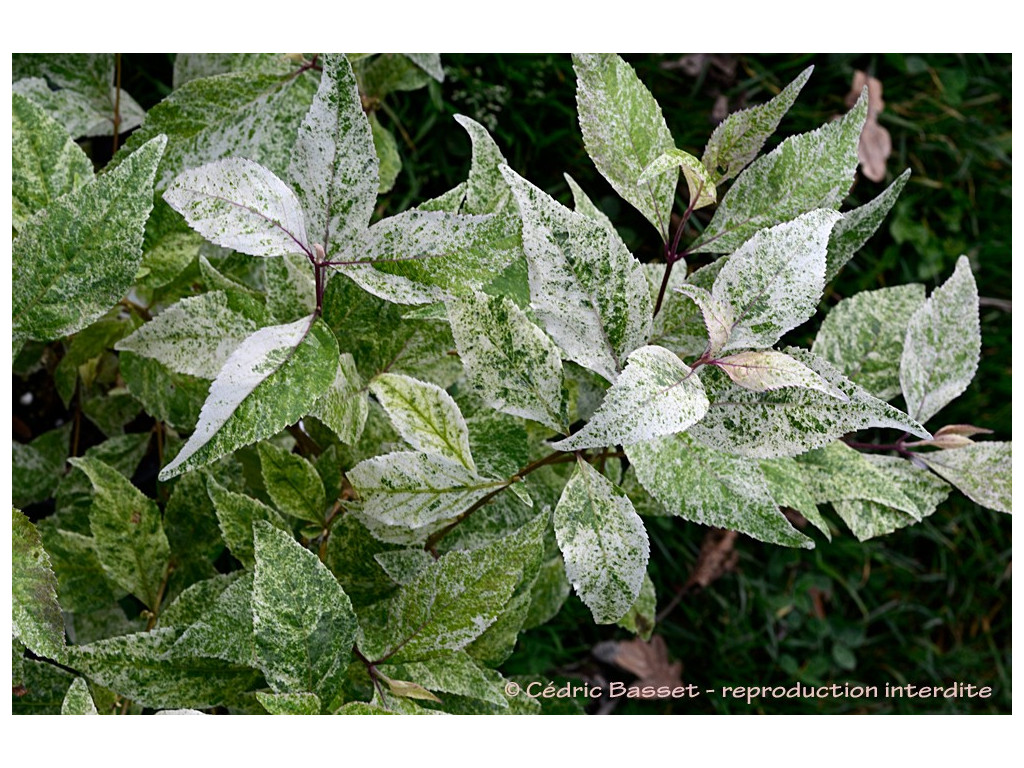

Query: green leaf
left=13, top=509, right=67, bottom=662
left=158, top=316, right=338, bottom=479
left=711, top=209, right=841, bottom=352
left=551, top=346, right=708, bottom=451
left=501, top=165, right=652, bottom=382
left=12, top=92, right=93, bottom=230
left=370, top=113, right=401, bottom=194
left=323, top=515, right=401, bottom=607
left=257, top=691, right=322, bottom=715
left=919, top=443, right=1011, bottom=514
left=158, top=572, right=240, bottom=630
left=523, top=555, right=572, bottom=630
left=379, top=651, right=508, bottom=707
left=311, top=353, right=369, bottom=445
left=370, top=373, right=477, bottom=473
left=252, top=522, right=358, bottom=712
left=627, top=432, right=812, bottom=548
left=455, top=114, right=512, bottom=214
left=616, top=573, right=656, bottom=640
left=69, top=456, right=171, bottom=609
left=61, top=678, right=98, bottom=715
left=172, top=53, right=296, bottom=87
left=758, top=457, right=832, bottom=541
left=39, top=526, right=122, bottom=614
left=13, top=425, right=70, bottom=508
left=813, top=284, right=926, bottom=401
left=115, top=291, right=258, bottom=380
left=691, top=349, right=929, bottom=459
left=69, top=628, right=264, bottom=710
left=825, top=169, right=911, bottom=282
left=288, top=54, right=377, bottom=252
left=258, top=442, right=327, bottom=523
left=12, top=135, right=166, bottom=346
left=573, top=53, right=676, bottom=241
left=119, top=352, right=208, bottom=432
left=714, top=350, right=846, bottom=398
left=900, top=256, right=981, bottom=424
left=701, top=66, right=812, bottom=184
left=164, top=157, right=310, bottom=258
left=564, top=173, right=618, bottom=238
left=638, top=148, right=716, bottom=209
left=692, top=93, right=867, bottom=253
left=348, top=451, right=503, bottom=528
left=554, top=459, right=649, bottom=623
left=206, top=477, right=290, bottom=569
left=13, top=658, right=76, bottom=715
left=672, top=283, right=735, bottom=359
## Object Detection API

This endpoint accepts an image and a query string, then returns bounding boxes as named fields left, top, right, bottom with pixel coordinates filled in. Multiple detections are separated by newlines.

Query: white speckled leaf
left=288, top=54, right=377, bottom=253
left=919, top=442, right=1011, bottom=514
left=645, top=265, right=710, bottom=358
left=13, top=135, right=165, bottom=346
left=573, top=54, right=677, bottom=241
left=501, top=166, right=652, bottom=382
left=691, top=349, right=929, bottom=459
left=554, top=459, right=649, bottom=623
left=158, top=316, right=338, bottom=480
left=758, top=457, right=832, bottom=540
left=207, top=478, right=290, bottom=569
left=375, top=549, right=435, bottom=586
left=638, top=148, right=716, bottom=209
left=673, top=284, right=735, bottom=358
left=794, top=442, right=920, bottom=518
left=13, top=509, right=67, bottom=663
left=551, top=346, right=708, bottom=451
left=61, top=678, right=98, bottom=715
left=900, top=256, right=981, bottom=424
left=369, top=113, right=401, bottom=194
left=70, top=456, right=171, bottom=610
left=164, top=157, right=310, bottom=258
left=446, top=292, right=570, bottom=434
left=379, top=651, right=508, bottom=707
left=626, top=432, right=812, bottom=548
left=711, top=209, right=840, bottom=352
left=252, top=522, right=357, bottom=713
left=692, top=93, right=867, bottom=253
left=830, top=455, right=952, bottom=540
left=715, top=349, right=846, bottom=399
left=825, top=169, right=910, bottom=282
left=702, top=66, right=812, bottom=184
left=616, top=573, right=656, bottom=640
left=257, top=691, right=322, bottom=715
left=371, top=373, right=476, bottom=473
left=348, top=451, right=503, bottom=528
left=812, top=283, right=926, bottom=401
left=114, top=291, right=258, bottom=380
left=258, top=442, right=327, bottom=523
left=171, top=572, right=256, bottom=667
left=12, top=93, right=94, bottom=230
left=311, top=353, right=369, bottom=445
left=341, top=208, right=519, bottom=305
left=404, top=53, right=445, bottom=82
left=455, top=114, right=511, bottom=214
left=564, top=173, right=618, bottom=238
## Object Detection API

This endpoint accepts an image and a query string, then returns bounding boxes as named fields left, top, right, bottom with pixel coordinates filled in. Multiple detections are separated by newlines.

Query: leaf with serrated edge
left=638, top=148, right=716, bottom=209
left=711, top=209, right=840, bottom=352
left=714, top=350, right=846, bottom=399
left=573, top=54, right=676, bottom=241
left=348, top=451, right=502, bottom=528
left=252, top=522, right=357, bottom=712
left=115, top=291, right=258, bottom=380
left=159, top=316, right=337, bottom=480
left=825, top=169, right=910, bottom=282
left=13, top=135, right=165, bottom=347
left=554, top=459, right=649, bottom=623
left=900, top=256, right=981, bottom=424
left=552, top=346, right=708, bottom=451
left=61, top=678, right=98, bottom=715
left=446, top=292, right=569, bottom=434
left=13, top=93, right=94, bottom=230
left=371, top=373, right=477, bottom=473
left=404, top=53, right=445, bottom=82
left=69, top=457, right=171, bottom=609
left=812, top=284, right=925, bottom=401
left=13, top=509, right=67, bottom=662
left=758, top=457, right=832, bottom=541
left=164, top=157, right=310, bottom=258
left=627, top=432, right=812, bottom=548
left=207, top=478, right=290, bottom=569
left=919, top=442, right=1011, bottom=514
left=311, top=353, right=369, bottom=445
left=564, top=173, right=618, bottom=238
left=258, top=442, right=327, bottom=523
left=288, top=54, right=377, bottom=253
left=692, top=93, right=866, bottom=253
left=794, top=442, right=920, bottom=518
left=455, top=114, right=511, bottom=214
left=673, top=284, right=734, bottom=358
left=702, top=66, right=812, bottom=184
left=501, top=165, right=652, bottom=381
left=691, top=349, right=928, bottom=459
left=171, top=572, right=256, bottom=667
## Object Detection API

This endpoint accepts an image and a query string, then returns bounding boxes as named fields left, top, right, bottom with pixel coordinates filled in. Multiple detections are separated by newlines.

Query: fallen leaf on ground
left=847, top=70, right=891, bottom=182
left=593, top=635, right=683, bottom=692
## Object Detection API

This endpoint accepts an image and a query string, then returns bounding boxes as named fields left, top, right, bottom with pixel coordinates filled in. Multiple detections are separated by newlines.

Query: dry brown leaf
left=686, top=528, right=739, bottom=590
left=847, top=70, right=891, bottom=182
left=594, top=635, right=684, bottom=693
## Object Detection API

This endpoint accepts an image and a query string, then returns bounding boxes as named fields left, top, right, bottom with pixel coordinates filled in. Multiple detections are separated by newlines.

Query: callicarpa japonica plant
left=12, top=53, right=1011, bottom=715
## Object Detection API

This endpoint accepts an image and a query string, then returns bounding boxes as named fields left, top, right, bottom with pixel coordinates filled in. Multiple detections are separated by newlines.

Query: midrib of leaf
left=181, top=188, right=312, bottom=257
left=726, top=256, right=791, bottom=336
left=913, top=308, right=943, bottom=423
left=388, top=385, right=473, bottom=473
left=274, top=458, right=322, bottom=522
left=576, top=459, right=617, bottom=578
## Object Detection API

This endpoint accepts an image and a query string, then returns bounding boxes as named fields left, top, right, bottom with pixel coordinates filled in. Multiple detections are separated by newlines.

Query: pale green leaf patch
left=258, top=442, right=328, bottom=523
left=170, top=572, right=256, bottom=667
left=713, top=349, right=847, bottom=399
left=919, top=442, right=1012, bottom=514
left=564, top=173, right=618, bottom=239
left=551, top=346, right=708, bottom=451
left=454, top=114, right=512, bottom=215
left=379, top=651, right=508, bottom=708
left=900, top=256, right=981, bottom=424
left=638, top=148, right=716, bottom=210
left=616, top=573, right=656, bottom=640
left=673, top=284, right=734, bottom=358
left=13, top=509, right=68, bottom=663
left=759, top=457, right=832, bottom=541
left=61, top=677, right=99, bottom=715
left=311, top=354, right=370, bottom=445
left=257, top=691, right=322, bottom=715
left=554, top=459, right=649, bottom=623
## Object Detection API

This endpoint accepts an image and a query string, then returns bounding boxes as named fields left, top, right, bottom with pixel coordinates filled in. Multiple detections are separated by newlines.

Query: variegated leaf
left=454, top=114, right=512, bottom=215
left=551, top=346, right=708, bottom=451
left=379, top=651, right=508, bottom=708
left=900, top=256, right=981, bottom=424
left=714, top=349, right=846, bottom=398
left=673, top=283, right=734, bottom=358
left=554, top=459, right=649, bottom=623
left=564, top=173, right=618, bottom=239
left=13, top=509, right=67, bottom=663
left=61, top=678, right=98, bottom=715
left=638, top=148, right=716, bottom=209
left=311, top=353, right=369, bottom=445
left=795, top=442, right=921, bottom=518
left=919, top=442, right=1011, bottom=514
left=258, top=442, right=327, bottom=523
left=758, top=457, right=832, bottom=540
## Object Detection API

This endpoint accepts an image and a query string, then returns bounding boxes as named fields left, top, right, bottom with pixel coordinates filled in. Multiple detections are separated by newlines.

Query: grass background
left=110, top=52, right=1015, bottom=713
